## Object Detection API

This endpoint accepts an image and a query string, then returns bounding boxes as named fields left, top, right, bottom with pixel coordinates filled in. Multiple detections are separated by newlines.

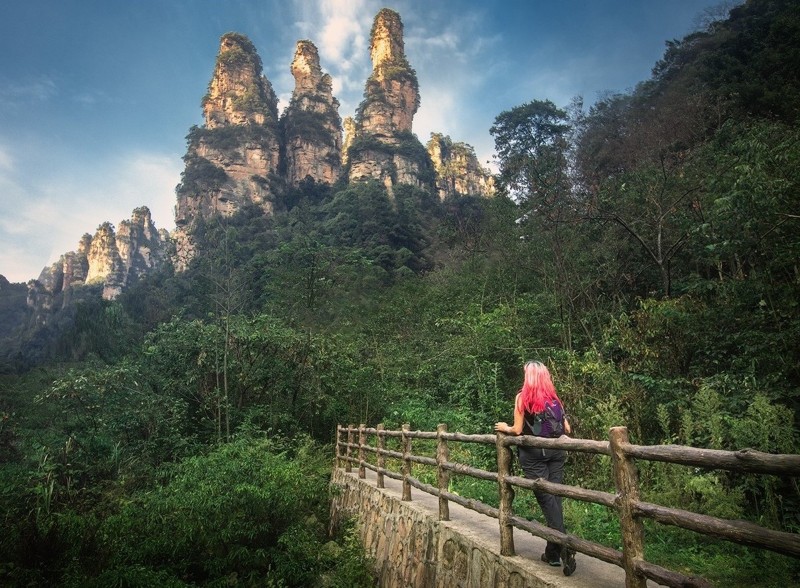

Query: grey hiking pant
left=518, top=446, right=566, bottom=561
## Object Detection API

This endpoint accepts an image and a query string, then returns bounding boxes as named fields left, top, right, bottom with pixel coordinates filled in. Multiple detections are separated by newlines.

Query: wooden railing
left=335, top=423, right=800, bottom=588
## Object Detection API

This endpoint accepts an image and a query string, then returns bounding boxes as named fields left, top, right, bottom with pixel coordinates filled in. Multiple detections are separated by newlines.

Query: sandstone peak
left=291, top=40, right=324, bottom=93
left=85, top=222, right=124, bottom=291
left=202, top=32, right=279, bottom=129
left=77, top=233, right=92, bottom=255
left=359, top=8, right=419, bottom=132
left=370, top=8, right=406, bottom=72
left=289, top=40, right=339, bottom=112
left=283, top=39, right=343, bottom=187
left=28, top=207, right=169, bottom=322
left=175, top=33, right=282, bottom=267
left=347, top=9, right=430, bottom=190
left=427, top=133, right=495, bottom=199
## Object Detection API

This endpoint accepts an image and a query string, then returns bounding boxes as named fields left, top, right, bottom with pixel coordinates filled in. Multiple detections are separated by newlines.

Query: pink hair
left=516, top=361, right=560, bottom=414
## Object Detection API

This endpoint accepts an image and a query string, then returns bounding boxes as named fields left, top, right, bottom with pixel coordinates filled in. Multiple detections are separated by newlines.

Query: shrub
left=96, top=435, right=370, bottom=586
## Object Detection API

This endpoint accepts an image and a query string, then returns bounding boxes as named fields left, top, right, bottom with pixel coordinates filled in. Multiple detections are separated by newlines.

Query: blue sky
left=0, top=0, right=734, bottom=283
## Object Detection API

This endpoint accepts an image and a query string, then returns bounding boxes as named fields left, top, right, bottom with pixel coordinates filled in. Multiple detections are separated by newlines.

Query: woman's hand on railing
left=494, top=422, right=511, bottom=434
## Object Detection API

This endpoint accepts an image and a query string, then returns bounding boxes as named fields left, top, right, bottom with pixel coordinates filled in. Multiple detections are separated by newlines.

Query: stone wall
left=330, top=468, right=556, bottom=588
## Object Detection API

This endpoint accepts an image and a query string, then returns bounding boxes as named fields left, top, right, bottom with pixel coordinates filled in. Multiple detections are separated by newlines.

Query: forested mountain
left=1, top=10, right=493, bottom=372
left=1, top=1, right=798, bottom=586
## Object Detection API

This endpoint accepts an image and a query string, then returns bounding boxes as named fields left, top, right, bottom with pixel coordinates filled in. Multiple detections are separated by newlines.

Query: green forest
left=1, top=1, right=798, bottom=585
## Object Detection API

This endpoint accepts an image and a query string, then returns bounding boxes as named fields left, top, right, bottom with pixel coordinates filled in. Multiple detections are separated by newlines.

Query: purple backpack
left=525, top=400, right=565, bottom=438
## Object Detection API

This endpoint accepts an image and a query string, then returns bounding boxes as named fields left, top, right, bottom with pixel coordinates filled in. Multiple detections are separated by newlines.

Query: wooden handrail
left=623, top=443, right=800, bottom=476
left=506, top=474, right=617, bottom=508
left=336, top=423, right=798, bottom=587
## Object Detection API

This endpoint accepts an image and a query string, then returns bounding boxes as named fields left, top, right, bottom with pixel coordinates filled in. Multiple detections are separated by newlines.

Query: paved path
left=346, top=468, right=658, bottom=587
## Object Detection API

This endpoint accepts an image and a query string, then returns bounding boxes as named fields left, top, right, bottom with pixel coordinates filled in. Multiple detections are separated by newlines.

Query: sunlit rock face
left=20, top=8, right=497, bottom=332
left=342, top=116, right=357, bottom=167
left=202, top=34, right=279, bottom=129
left=283, top=40, right=343, bottom=186
left=427, top=133, right=495, bottom=200
left=27, top=207, right=169, bottom=327
left=115, top=207, right=170, bottom=285
left=347, top=8, right=433, bottom=191
left=173, top=32, right=281, bottom=269
left=85, top=222, right=125, bottom=301
left=360, top=8, right=418, bottom=137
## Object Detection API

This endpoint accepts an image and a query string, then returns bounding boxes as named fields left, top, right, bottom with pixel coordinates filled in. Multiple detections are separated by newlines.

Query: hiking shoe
left=561, top=546, right=576, bottom=576
left=541, top=553, right=561, bottom=566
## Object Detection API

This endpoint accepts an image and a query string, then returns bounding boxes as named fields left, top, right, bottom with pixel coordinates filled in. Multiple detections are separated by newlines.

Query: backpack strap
left=523, top=412, right=544, bottom=436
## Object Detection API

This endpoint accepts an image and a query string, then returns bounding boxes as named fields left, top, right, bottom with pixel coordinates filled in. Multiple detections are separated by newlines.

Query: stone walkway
left=346, top=468, right=660, bottom=587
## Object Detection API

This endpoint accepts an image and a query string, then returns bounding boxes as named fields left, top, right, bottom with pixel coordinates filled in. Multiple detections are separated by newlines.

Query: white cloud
left=401, top=9, right=501, bottom=160
left=0, top=145, right=12, bottom=172
left=288, top=0, right=373, bottom=117
left=0, top=150, right=181, bottom=283
left=292, top=0, right=370, bottom=60
left=71, top=90, right=112, bottom=107
left=319, top=15, right=364, bottom=63
left=0, top=75, right=58, bottom=106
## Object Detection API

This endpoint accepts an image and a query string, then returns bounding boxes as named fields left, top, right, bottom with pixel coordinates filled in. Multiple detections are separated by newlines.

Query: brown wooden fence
left=335, top=423, right=800, bottom=588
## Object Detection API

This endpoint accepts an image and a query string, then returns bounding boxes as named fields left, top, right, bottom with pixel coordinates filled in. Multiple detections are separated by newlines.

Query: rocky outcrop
left=14, top=9, right=501, bottom=341
left=173, top=32, right=281, bottom=268
left=169, top=9, right=490, bottom=271
left=116, top=207, right=170, bottom=284
left=27, top=208, right=169, bottom=322
left=85, top=222, right=124, bottom=293
left=361, top=9, right=418, bottom=137
left=342, top=117, right=357, bottom=166
left=282, top=40, right=343, bottom=186
left=346, top=9, right=434, bottom=191
left=202, top=33, right=279, bottom=129
left=427, top=134, right=495, bottom=199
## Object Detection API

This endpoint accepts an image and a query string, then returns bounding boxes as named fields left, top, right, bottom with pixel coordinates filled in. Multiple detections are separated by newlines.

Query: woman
left=494, top=360, right=576, bottom=576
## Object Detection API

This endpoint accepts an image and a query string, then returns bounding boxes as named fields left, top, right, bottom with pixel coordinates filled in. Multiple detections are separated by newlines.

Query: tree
left=574, top=88, right=708, bottom=298
left=490, top=100, right=605, bottom=348
left=490, top=99, right=571, bottom=211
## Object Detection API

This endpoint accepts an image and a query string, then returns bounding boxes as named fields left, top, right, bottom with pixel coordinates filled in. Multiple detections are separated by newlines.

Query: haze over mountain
left=0, top=0, right=729, bottom=283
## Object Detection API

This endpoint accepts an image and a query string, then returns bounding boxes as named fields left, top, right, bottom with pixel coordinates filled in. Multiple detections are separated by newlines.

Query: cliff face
left=170, top=9, right=489, bottom=269
left=427, top=134, right=495, bottom=200
left=202, top=34, right=279, bottom=129
left=85, top=222, right=126, bottom=300
left=283, top=40, right=343, bottom=186
left=12, top=8, right=499, bottom=356
left=346, top=9, right=434, bottom=191
left=360, top=9, right=418, bottom=138
left=173, top=33, right=281, bottom=268
left=28, top=207, right=169, bottom=323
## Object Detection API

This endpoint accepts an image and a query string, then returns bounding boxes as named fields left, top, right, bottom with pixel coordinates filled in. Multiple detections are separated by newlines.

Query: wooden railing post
left=437, top=423, right=450, bottom=521
left=610, top=426, right=646, bottom=588
left=345, top=424, right=354, bottom=474
left=376, top=423, right=385, bottom=488
left=335, top=424, right=342, bottom=468
left=358, top=423, right=366, bottom=479
left=401, top=423, right=412, bottom=501
left=496, top=431, right=516, bottom=556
